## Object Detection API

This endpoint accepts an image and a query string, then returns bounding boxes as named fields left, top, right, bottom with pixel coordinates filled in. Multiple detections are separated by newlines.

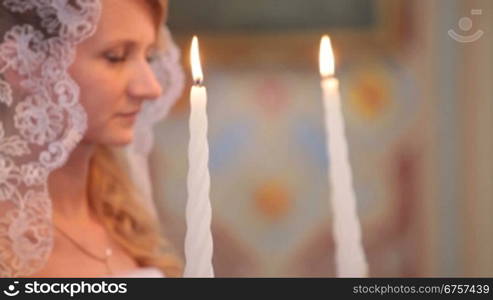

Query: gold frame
left=172, top=0, right=408, bottom=69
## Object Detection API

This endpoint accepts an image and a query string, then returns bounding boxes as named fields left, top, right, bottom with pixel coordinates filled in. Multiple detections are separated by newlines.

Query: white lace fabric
left=0, top=0, right=184, bottom=277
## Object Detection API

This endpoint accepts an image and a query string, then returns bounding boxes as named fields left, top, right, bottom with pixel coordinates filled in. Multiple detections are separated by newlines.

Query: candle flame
left=319, top=35, right=335, bottom=77
left=190, top=36, right=203, bottom=84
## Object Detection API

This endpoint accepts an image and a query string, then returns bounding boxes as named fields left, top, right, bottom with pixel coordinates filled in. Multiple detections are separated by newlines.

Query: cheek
left=79, top=81, right=115, bottom=121
left=70, top=66, right=126, bottom=130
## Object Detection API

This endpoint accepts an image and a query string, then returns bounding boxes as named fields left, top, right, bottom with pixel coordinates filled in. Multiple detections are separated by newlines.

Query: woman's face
left=70, top=0, right=163, bottom=146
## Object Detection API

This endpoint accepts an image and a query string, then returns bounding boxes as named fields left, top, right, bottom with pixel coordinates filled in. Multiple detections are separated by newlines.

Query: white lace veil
left=0, top=0, right=184, bottom=277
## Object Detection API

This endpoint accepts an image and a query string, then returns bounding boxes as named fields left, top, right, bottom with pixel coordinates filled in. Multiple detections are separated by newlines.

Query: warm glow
left=319, top=35, right=335, bottom=77
left=190, top=36, right=203, bottom=84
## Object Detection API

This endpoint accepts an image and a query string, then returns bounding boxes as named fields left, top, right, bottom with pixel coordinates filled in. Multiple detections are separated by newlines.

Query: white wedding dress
left=111, top=267, right=165, bottom=278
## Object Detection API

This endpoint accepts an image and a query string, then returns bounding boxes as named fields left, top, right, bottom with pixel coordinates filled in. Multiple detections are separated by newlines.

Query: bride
left=0, top=0, right=183, bottom=277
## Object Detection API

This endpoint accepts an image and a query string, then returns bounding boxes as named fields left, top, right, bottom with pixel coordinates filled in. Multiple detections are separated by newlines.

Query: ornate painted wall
left=149, top=0, right=493, bottom=277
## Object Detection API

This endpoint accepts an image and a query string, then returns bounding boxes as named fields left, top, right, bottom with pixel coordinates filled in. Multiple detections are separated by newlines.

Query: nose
left=127, top=61, right=163, bottom=101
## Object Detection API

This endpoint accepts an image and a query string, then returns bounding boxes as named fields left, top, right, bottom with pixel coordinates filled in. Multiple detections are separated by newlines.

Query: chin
left=82, top=126, right=136, bottom=147
left=110, top=133, right=135, bottom=146
left=100, top=129, right=135, bottom=147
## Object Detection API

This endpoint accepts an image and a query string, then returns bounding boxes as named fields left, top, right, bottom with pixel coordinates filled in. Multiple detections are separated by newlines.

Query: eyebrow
left=104, top=39, right=157, bottom=51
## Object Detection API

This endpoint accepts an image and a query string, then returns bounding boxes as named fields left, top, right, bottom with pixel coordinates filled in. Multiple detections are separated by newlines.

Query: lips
left=118, top=110, right=140, bottom=118
left=120, top=112, right=138, bottom=117
left=117, top=111, right=140, bottom=124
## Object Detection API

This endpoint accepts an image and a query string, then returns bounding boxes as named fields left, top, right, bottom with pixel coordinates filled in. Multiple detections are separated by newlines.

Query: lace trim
left=0, top=0, right=101, bottom=277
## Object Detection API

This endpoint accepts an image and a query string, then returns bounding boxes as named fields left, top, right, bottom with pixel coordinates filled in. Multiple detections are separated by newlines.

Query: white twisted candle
left=320, top=35, right=368, bottom=277
left=184, top=36, right=214, bottom=277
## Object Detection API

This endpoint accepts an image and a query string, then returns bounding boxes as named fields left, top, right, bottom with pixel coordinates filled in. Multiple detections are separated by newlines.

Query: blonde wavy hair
left=87, top=0, right=183, bottom=277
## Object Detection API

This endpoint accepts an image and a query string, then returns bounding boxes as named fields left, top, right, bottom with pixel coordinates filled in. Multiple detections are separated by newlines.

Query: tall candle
left=319, top=35, right=368, bottom=277
left=184, top=36, right=214, bottom=277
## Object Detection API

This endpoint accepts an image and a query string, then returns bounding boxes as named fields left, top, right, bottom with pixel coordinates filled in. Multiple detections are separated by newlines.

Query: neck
left=49, top=143, right=96, bottom=222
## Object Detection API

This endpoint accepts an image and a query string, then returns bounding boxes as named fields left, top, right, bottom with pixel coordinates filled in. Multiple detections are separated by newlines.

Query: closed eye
left=104, top=52, right=127, bottom=63
left=146, top=54, right=158, bottom=63
left=146, top=47, right=159, bottom=63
